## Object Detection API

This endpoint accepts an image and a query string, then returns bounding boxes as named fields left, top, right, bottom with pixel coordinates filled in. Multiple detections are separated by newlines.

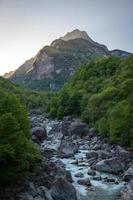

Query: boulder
left=117, top=146, right=132, bottom=163
left=87, top=169, right=96, bottom=176
left=93, top=176, right=102, bottom=181
left=77, top=178, right=91, bottom=187
left=66, top=170, right=73, bottom=183
left=59, top=137, right=78, bottom=158
left=103, top=177, right=117, bottom=183
left=121, top=181, right=133, bottom=200
left=71, top=160, right=78, bottom=165
left=95, top=157, right=125, bottom=174
left=18, top=186, right=54, bottom=200
left=32, top=127, right=47, bottom=144
left=50, top=178, right=77, bottom=200
left=98, top=150, right=111, bottom=159
left=86, top=151, right=98, bottom=160
left=74, top=172, right=84, bottom=178
left=123, top=165, right=133, bottom=181
left=68, top=120, right=88, bottom=138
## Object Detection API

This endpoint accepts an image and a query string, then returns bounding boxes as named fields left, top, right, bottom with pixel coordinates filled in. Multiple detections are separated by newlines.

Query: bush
left=0, top=92, right=41, bottom=184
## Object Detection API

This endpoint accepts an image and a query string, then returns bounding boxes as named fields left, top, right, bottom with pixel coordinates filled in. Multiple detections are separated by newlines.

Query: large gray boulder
left=59, top=137, right=78, bottom=158
left=32, top=127, right=47, bottom=144
left=68, top=120, right=88, bottom=138
left=123, top=165, right=133, bottom=181
left=50, top=178, right=77, bottom=200
left=95, top=157, right=125, bottom=174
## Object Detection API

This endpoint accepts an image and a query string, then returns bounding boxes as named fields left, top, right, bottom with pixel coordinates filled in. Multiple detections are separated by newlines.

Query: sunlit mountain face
left=3, top=29, right=131, bottom=91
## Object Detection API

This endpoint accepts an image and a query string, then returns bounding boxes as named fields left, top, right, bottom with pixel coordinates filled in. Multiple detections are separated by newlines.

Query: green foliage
left=108, top=101, right=133, bottom=145
left=0, top=91, right=41, bottom=184
left=48, top=55, right=133, bottom=147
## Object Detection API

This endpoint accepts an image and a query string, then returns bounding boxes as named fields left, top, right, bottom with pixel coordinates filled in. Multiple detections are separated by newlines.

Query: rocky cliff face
left=4, top=29, right=131, bottom=91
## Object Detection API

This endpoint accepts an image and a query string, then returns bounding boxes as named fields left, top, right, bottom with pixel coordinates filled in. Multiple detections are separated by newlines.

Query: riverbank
left=0, top=111, right=133, bottom=200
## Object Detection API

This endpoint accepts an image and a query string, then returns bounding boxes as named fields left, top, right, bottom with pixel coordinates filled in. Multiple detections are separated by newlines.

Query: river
left=41, top=119, right=124, bottom=200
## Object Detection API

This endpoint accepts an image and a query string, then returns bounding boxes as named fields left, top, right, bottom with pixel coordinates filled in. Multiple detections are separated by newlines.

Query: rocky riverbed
left=1, top=111, right=133, bottom=200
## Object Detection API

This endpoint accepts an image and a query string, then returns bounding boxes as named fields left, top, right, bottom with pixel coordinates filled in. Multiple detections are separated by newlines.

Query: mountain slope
left=48, top=55, right=133, bottom=147
left=4, top=29, right=131, bottom=91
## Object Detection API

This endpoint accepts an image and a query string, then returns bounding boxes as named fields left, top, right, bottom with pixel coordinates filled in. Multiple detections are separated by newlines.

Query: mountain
left=60, top=29, right=93, bottom=41
left=4, top=29, right=131, bottom=91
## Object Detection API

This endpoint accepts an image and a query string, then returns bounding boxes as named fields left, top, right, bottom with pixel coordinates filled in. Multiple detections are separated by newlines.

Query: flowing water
left=44, top=120, right=124, bottom=200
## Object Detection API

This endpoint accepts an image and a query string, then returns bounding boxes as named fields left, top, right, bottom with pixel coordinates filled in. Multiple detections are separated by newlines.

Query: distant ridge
left=4, top=29, right=131, bottom=91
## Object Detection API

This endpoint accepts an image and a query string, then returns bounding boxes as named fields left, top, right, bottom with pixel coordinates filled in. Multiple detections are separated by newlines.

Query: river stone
left=87, top=169, right=96, bottom=176
left=95, top=157, right=125, bottom=174
left=66, top=170, right=73, bottom=183
left=71, top=160, right=78, bottom=165
left=93, top=176, right=102, bottom=181
left=103, top=177, right=117, bottom=183
left=32, top=126, right=47, bottom=144
left=74, top=172, right=84, bottom=178
left=77, top=178, right=91, bottom=187
left=86, top=151, right=98, bottom=160
left=123, top=165, right=133, bottom=181
left=50, top=178, right=77, bottom=200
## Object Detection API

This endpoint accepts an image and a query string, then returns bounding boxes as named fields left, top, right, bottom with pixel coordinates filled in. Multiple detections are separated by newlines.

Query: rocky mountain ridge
left=4, top=29, right=131, bottom=91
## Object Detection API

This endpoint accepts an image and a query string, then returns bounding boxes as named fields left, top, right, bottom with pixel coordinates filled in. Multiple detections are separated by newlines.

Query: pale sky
left=0, top=0, right=133, bottom=75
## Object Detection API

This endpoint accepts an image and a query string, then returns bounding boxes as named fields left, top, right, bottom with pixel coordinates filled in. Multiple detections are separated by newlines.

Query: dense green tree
left=0, top=92, right=41, bottom=184
left=48, top=55, right=133, bottom=147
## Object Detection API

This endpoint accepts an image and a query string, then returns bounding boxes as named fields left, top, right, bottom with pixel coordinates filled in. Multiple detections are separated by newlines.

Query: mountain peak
left=60, top=29, right=92, bottom=41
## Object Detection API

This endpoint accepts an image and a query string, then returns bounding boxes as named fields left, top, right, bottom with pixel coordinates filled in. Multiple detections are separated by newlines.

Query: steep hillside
left=48, top=55, right=133, bottom=147
left=4, top=29, right=130, bottom=91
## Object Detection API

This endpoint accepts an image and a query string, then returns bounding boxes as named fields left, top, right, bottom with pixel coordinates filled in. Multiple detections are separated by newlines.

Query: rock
left=59, top=137, right=78, bottom=157
left=77, top=178, right=91, bottom=187
left=88, top=128, right=98, bottom=137
left=123, top=165, right=133, bottom=181
left=87, top=158, right=97, bottom=166
left=92, top=143, right=101, bottom=150
left=87, top=169, right=96, bottom=176
left=98, top=150, right=111, bottom=159
left=66, top=170, right=73, bottom=183
left=96, top=157, right=125, bottom=174
left=121, top=181, right=133, bottom=200
left=32, top=127, right=47, bottom=144
left=18, top=186, right=54, bottom=200
left=117, top=146, right=132, bottom=163
left=93, top=176, right=102, bottom=181
left=74, top=172, right=84, bottom=178
left=71, top=160, right=78, bottom=165
left=50, top=178, right=77, bottom=200
left=60, top=119, right=72, bottom=136
left=37, top=186, right=54, bottom=200
left=68, top=120, right=88, bottom=138
left=86, top=151, right=98, bottom=160
left=18, top=192, right=34, bottom=200
left=103, top=177, right=117, bottom=183
left=42, top=149, right=57, bottom=158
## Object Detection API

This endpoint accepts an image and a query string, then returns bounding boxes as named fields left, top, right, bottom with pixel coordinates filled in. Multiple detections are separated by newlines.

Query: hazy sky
left=0, top=0, right=133, bottom=75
